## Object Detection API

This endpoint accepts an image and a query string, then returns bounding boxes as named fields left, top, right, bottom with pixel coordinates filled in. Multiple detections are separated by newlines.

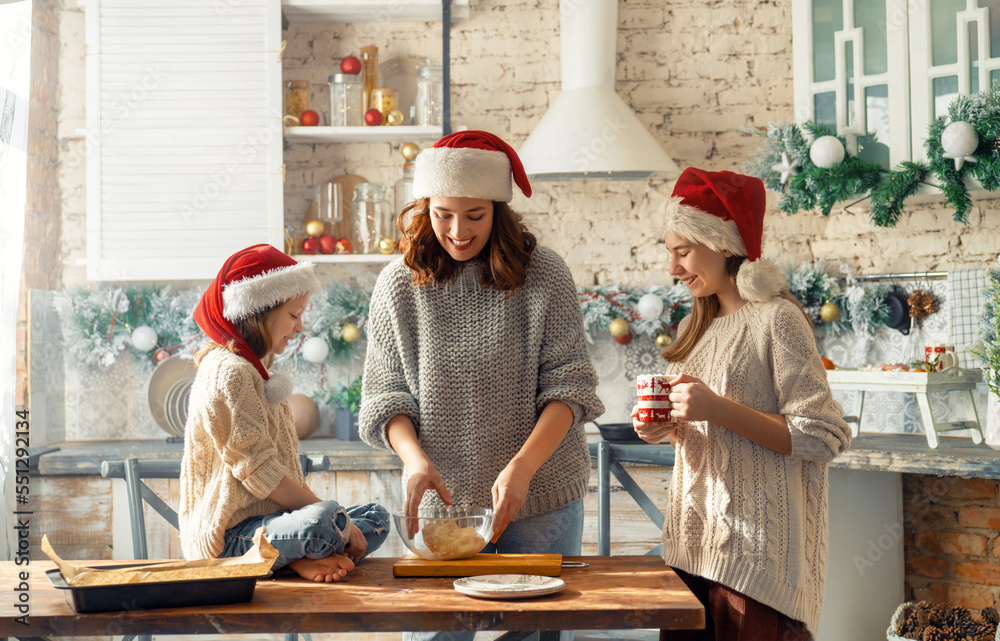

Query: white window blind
left=85, top=0, right=283, bottom=281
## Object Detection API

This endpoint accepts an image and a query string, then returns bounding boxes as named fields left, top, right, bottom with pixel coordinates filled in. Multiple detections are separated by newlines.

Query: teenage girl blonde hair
left=661, top=255, right=812, bottom=363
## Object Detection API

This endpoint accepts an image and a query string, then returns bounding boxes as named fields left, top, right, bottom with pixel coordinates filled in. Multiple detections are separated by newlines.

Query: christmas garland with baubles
left=743, top=81, right=1000, bottom=227
left=56, top=261, right=939, bottom=369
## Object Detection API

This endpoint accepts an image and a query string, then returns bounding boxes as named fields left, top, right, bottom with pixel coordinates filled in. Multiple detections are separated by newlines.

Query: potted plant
left=969, top=259, right=1000, bottom=450
left=315, top=375, right=363, bottom=442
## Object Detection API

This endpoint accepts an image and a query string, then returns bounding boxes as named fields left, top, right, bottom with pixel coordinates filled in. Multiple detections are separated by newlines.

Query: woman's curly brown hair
left=399, top=197, right=537, bottom=294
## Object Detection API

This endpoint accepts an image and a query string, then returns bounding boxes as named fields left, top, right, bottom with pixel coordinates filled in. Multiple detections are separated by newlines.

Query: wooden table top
left=0, top=556, right=703, bottom=637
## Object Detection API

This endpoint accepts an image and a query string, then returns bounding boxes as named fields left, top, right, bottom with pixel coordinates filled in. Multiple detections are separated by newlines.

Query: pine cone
left=921, top=624, right=948, bottom=641
left=980, top=607, right=999, bottom=626
left=942, top=605, right=967, bottom=630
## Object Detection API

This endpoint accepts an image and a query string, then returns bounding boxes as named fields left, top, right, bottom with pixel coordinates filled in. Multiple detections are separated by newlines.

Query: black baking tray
left=46, top=565, right=270, bottom=613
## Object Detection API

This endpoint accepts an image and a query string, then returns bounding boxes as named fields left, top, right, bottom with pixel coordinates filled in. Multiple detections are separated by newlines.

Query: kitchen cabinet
left=280, top=0, right=467, bottom=262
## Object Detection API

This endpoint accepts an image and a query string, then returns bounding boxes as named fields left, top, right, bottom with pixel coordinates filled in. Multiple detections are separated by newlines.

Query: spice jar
left=415, top=65, right=443, bottom=126
left=360, top=45, right=379, bottom=112
left=285, top=80, right=310, bottom=120
left=328, top=74, right=363, bottom=126
left=371, top=88, right=399, bottom=125
left=350, top=183, right=392, bottom=254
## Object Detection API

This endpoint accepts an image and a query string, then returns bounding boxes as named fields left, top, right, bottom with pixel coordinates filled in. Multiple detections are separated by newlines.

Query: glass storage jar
left=371, top=88, right=399, bottom=125
left=328, top=74, right=363, bottom=126
left=415, top=65, right=443, bottom=126
left=285, top=80, right=310, bottom=120
left=394, top=161, right=415, bottom=220
left=351, top=183, right=393, bottom=254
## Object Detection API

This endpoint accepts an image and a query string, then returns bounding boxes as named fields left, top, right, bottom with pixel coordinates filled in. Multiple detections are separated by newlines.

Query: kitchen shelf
left=285, top=125, right=462, bottom=144
left=281, top=0, right=469, bottom=23
left=293, top=253, right=399, bottom=263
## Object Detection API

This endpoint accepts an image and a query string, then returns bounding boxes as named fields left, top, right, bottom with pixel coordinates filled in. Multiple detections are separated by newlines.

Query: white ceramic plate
left=147, top=355, right=197, bottom=438
left=453, top=574, right=565, bottom=600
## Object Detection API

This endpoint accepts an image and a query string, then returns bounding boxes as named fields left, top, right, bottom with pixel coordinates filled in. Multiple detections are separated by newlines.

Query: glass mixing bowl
left=393, top=506, right=493, bottom=560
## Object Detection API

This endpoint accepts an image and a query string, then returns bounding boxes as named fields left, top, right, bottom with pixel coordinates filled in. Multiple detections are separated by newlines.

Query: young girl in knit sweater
left=179, top=244, right=390, bottom=582
left=360, top=132, right=603, bottom=641
left=632, top=169, right=851, bottom=641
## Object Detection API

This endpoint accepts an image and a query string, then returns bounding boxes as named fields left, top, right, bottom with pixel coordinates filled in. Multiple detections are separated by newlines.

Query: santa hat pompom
left=735, top=257, right=786, bottom=302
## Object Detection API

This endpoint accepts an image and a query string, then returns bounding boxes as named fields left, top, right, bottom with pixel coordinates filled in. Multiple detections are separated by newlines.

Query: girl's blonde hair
left=194, top=305, right=279, bottom=368
left=661, top=255, right=812, bottom=362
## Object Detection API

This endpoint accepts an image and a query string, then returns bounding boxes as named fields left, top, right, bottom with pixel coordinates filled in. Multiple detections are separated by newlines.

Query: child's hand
left=343, top=521, right=367, bottom=562
left=668, top=373, right=719, bottom=423
left=631, top=405, right=677, bottom=446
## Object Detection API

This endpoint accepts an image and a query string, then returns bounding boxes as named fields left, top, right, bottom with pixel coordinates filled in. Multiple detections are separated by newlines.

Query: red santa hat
left=662, top=168, right=785, bottom=302
left=412, top=130, right=532, bottom=202
left=193, top=244, right=321, bottom=404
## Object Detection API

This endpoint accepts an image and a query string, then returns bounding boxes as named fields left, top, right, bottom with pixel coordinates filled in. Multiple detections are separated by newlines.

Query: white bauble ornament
left=130, top=325, right=158, bottom=352
left=636, top=293, right=665, bottom=322
left=809, top=136, right=845, bottom=169
left=301, top=337, right=330, bottom=363
left=941, top=121, right=979, bottom=171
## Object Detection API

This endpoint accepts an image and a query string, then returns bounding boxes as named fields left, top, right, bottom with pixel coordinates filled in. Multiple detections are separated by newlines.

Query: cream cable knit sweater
left=663, top=298, right=851, bottom=637
left=179, top=348, right=304, bottom=560
left=359, top=246, right=605, bottom=519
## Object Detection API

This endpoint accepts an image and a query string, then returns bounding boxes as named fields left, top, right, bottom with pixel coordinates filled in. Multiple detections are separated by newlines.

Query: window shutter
left=85, top=0, right=282, bottom=281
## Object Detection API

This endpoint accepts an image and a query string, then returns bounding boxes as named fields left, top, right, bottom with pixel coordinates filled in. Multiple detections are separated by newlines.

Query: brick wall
left=905, top=475, right=1000, bottom=609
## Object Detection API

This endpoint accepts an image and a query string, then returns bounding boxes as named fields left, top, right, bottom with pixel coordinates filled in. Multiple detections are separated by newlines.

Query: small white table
left=825, top=368, right=984, bottom=448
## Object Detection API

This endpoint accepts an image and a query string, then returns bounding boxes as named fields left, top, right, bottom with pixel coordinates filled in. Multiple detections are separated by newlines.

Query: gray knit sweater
left=359, top=246, right=604, bottom=520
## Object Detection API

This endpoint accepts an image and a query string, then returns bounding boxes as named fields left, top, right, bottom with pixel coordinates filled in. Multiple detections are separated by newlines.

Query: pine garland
left=969, top=259, right=1000, bottom=397
left=281, top=282, right=371, bottom=363
left=578, top=284, right=692, bottom=341
left=744, top=81, right=1000, bottom=226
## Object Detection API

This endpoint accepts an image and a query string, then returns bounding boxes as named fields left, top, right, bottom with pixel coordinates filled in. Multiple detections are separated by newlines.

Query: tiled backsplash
left=29, top=272, right=994, bottom=445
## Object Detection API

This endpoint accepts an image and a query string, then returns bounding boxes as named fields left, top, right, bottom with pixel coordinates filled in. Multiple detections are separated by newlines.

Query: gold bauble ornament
left=378, top=236, right=396, bottom=254
left=385, top=109, right=405, bottom=126
left=655, top=333, right=674, bottom=349
left=305, top=219, right=325, bottom=238
left=341, top=322, right=361, bottom=343
left=401, top=142, right=420, bottom=161
left=608, top=318, right=630, bottom=338
left=820, top=301, right=841, bottom=323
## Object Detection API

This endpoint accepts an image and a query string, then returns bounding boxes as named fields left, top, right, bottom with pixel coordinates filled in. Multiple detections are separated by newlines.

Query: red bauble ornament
left=154, top=348, right=170, bottom=363
left=364, top=108, right=383, bottom=126
left=340, top=55, right=362, bottom=75
left=614, top=332, right=634, bottom=345
left=335, top=237, right=353, bottom=254
left=302, top=237, right=320, bottom=254
left=300, top=109, right=320, bottom=126
left=319, top=233, right=337, bottom=254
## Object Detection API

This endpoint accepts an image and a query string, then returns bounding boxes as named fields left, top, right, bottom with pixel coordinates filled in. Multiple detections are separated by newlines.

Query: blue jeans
left=404, top=501, right=583, bottom=641
left=221, top=501, right=390, bottom=570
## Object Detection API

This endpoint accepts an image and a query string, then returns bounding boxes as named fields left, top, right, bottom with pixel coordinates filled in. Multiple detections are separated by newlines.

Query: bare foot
left=288, top=553, right=356, bottom=582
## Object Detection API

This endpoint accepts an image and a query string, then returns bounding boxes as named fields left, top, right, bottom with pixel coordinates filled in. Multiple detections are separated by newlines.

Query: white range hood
left=518, top=0, right=680, bottom=181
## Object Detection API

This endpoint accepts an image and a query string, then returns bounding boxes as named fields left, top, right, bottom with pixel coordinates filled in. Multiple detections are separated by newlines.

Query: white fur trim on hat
left=661, top=197, right=747, bottom=257
left=736, top=258, right=786, bottom=303
left=412, top=146, right=514, bottom=202
left=662, top=196, right=786, bottom=303
left=223, top=262, right=321, bottom=321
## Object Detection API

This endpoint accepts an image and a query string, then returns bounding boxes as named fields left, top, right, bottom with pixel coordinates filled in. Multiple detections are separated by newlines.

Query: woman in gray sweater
left=359, top=132, right=603, bottom=639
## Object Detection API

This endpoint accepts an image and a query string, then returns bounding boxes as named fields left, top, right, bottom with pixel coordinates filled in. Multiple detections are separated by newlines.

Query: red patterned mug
left=637, top=375, right=672, bottom=423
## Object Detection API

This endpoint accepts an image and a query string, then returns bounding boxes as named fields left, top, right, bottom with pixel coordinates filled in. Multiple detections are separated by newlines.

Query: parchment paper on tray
left=42, top=527, right=278, bottom=586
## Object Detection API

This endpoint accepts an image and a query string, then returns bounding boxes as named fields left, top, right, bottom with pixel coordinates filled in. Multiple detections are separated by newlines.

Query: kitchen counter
left=33, top=437, right=402, bottom=475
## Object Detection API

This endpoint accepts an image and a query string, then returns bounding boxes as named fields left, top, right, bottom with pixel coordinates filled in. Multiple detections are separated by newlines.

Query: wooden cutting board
left=392, top=553, right=562, bottom=578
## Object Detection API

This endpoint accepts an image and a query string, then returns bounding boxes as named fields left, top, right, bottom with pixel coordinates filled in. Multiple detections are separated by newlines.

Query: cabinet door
left=909, top=0, right=1000, bottom=161
left=793, top=0, right=910, bottom=168
left=85, top=0, right=283, bottom=281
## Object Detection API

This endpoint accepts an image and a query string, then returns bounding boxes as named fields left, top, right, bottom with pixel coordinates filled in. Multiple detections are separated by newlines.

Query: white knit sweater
left=359, top=246, right=605, bottom=519
left=178, top=348, right=304, bottom=560
left=662, top=298, right=851, bottom=637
